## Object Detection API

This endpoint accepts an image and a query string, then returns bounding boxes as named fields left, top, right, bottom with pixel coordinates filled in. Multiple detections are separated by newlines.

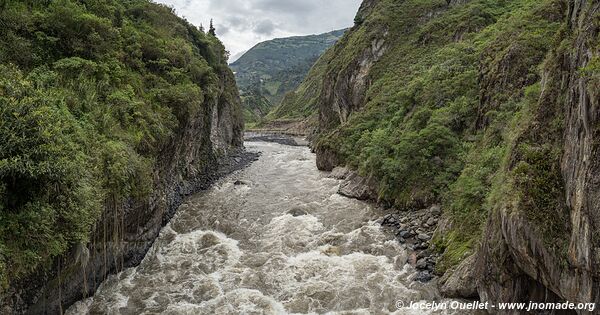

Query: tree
left=208, top=19, right=216, bottom=36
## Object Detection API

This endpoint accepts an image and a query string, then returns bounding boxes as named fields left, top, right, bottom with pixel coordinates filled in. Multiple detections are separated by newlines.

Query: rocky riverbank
left=1, top=148, right=259, bottom=315
left=327, top=166, right=442, bottom=284
left=380, top=206, right=442, bottom=283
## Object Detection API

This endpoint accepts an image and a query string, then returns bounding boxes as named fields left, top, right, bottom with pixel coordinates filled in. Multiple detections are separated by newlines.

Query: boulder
left=439, top=254, right=479, bottom=299
left=329, top=166, right=351, bottom=179
left=338, top=171, right=378, bottom=200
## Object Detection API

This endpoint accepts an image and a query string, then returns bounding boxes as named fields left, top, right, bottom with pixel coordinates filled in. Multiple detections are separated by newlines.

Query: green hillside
left=0, top=0, right=238, bottom=291
left=230, top=29, right=346, bottom=125
left=267, top=47, right=334, bottom=122
left=276, top=0, right=592, bottom=277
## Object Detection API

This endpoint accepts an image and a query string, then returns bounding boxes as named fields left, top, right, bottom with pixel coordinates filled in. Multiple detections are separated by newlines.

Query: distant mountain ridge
left=230, top=29, right=347, bottom=125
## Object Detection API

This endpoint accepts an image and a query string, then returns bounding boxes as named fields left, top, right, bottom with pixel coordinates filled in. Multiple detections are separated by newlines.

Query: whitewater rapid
left=67, top=141, right=473, bottom=315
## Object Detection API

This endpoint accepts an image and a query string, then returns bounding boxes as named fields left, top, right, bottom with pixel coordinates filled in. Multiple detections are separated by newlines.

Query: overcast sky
left=153, top=0, right=362, bottom=62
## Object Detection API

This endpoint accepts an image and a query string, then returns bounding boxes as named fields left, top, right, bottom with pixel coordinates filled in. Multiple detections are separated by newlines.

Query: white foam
left=66, top=142, right=470, bottom=315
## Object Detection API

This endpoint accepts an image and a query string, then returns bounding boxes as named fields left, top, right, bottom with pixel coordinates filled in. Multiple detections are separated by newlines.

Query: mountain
left=229, top=49, right=247, bottom=63
left=276, top=0, right=599, bottom=306
left=230, top=29, right=346, bottom=125
left=0, top=1, right=244, bottom=312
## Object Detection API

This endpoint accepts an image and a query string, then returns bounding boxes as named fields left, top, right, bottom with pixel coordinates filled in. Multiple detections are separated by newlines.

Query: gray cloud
left=253, top=0, right=317, bottom=14
left=217, top=23, right=231, bottom=35
left=253, top=20, right=276, bottom=36
left=155, top=0, right=362, bottom=60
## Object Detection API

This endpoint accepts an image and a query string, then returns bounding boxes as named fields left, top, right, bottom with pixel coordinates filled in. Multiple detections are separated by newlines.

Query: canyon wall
left=281, top=0, right=599, bottom=311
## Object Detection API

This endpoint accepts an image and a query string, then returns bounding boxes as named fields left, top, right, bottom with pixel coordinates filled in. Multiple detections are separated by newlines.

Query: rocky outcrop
left=337, top=171, right=378, bottom=201
left=0, top=68, right=247, bottom=315
left=560, top=0, right=600, bottom=300
left=477, top=210, right=576, bottom=313
left=312, top=0, right=388, bottom=173
left=316, top=146, right=342, bottom=171
left=477, top=0, right=600, bottom=311
left=329, top=166, right=352, bottom=180
left=318, top=32, right=387, bottom=132
left=439, top=254, right=478, bottom=299
left=328, top=166, right=378, bottom=200
left=355, top=0, right=380, bottom=23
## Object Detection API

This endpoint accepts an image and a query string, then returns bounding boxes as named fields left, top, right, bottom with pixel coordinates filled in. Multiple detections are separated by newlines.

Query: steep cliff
left=278, top=0, right=599, bottom=310
left=0, top=1, right=244, bottom=313
left=478, top=0, right=600, bottom=309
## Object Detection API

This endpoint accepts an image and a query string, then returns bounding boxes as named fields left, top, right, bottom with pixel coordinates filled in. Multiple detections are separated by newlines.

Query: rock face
left=439, top=254, right=478, bottom=299
left=337, top=171, right=378, bottom=201
left=312, top=0, right=387, bottom=172
left=311, top=0, right=599, bottom=310
left=318, top=27, right=386, bottom=132
left=477, top=0, right=600, bottom=311
left=328, top=166, right=377, bottom=201
left=560, top=0, right=600, bottom=301
left=1, top=69, right=245, bottom=314
left=316, top=146, right=342, bottom=171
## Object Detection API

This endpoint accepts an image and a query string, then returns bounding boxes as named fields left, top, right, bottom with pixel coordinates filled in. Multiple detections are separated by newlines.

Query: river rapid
left=67, top=141, right=473, bottom=315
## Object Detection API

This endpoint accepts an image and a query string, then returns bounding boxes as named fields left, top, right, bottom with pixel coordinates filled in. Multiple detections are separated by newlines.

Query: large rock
left=329, top=166, right=351, bottom=179
left=316, top=146, right=341, bottom=171
left=439, top=254, right=478, bottom=299
left=338, top=171, right=378, bottom=201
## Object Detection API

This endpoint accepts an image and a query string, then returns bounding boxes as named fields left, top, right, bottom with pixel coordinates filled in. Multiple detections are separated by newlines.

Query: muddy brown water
left=67, top=141, right=473, bottom=315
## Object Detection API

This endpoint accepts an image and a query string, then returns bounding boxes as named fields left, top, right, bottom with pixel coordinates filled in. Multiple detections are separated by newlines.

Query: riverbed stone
left=288, top=208, right=309, bottom=217
left=430, top=204, right=442, bottom=215
left=399, top=230, right=411, bottom=238
left=416, top=258, right=427, bottom=270
left=418, top=233, right=431, bottom=241
left=414, top=271, right=434, bottom=282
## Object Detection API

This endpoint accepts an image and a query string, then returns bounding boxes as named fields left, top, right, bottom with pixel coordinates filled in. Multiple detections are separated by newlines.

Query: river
left=67, top=141, right=472, bottom=315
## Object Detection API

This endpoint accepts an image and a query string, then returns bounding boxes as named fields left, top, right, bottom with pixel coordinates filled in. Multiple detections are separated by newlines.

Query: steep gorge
left=279, top=0, right=600, bottom=310
left=1, top=0, right=599, bottom=313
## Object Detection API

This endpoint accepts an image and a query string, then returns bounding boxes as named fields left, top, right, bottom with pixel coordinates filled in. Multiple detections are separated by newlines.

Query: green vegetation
left=278, top=0, right=570, bottom=270
left=242, top=81, right=272, bottom=128
left=0, top=0, right=233, bottom=290
left=230, top=29, right=346, bottom=125
left=268, top=48, right=336, bottom=121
